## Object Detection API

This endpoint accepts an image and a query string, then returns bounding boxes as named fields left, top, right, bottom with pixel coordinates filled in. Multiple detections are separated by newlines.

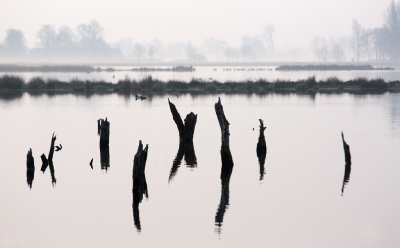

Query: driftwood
left=214, top=97, right=234, bottom=233
left=132, top=140, right=149, bottom=231
left=26, top=148, right=35, bottom=189
left=168, top=142, right=197, bottom=182
left=341, top=132, right=352, bottom=196
left=168, top=98, right=197, bottom=143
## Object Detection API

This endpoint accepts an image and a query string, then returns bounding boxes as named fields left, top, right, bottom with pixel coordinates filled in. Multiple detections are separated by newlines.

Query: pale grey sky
left=0, top=0, right=394, bottom=49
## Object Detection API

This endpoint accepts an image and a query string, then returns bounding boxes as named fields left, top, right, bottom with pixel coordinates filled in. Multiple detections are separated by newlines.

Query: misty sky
left=0, top=0, right=394, bottom=49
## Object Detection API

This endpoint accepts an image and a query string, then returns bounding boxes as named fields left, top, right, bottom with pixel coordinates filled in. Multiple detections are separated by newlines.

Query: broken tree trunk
left=168, top=98, right=197, bottom=143
left=214, top=97, right=234, bottom=233
left=48, top=132, right=57, bottom=185
left=341, top=132, right=352, bottom=196
left=132, top=140, right=149, bottom=232
left=100, top=146, right=110, bottom=171
left=341, top=132, right=351, bottom=163
left=256, top=119, right=267, bottom=156
left=214, top=97, right=234, bottom=174
left=26, top=148, right=35, bottom=189
left=99, top=118, right=110, bottom=148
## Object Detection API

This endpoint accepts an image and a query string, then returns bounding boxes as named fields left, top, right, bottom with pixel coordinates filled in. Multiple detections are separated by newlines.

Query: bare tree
left=76, top=20, right=107, bottom=49
left=147, top=45, right=156, bottom=59
left=383, top=0, right=400, bottom=60
left=56, top=26, right=75, bottom=49
left=36, top=25, right=57, bottom=49
left=331, top=43, right=345, bottom=62
left=310, top=37, right=328, bottom=62
left=3, top=29, right=26, bottom=54
left=132, top=43, right=146, bottom=60
left=262, top=24, right=276, bottom=52
left=352, top=19, right=365, bottom=62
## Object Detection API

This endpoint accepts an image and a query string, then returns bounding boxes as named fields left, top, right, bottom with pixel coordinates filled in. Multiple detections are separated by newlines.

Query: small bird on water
left=55, top=144, right=62, bottom=151
left=90, top=158, right=93, bottom=169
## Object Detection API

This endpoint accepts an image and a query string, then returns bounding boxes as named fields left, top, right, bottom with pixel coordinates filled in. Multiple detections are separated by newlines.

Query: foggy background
left=0, top=0, right=398, bottom=64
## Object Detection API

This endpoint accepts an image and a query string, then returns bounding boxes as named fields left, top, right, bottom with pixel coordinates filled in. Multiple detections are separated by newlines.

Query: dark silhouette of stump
left=99, top=118, right=110, bottom=148
left=98, top=118, right=110, bottom=171
left=341, top=132, right=352, bottom=196
left=48, top=132, right=57, bottom=186
left=168, top=99, right=198, bottom=182
left=214, top=97, right=234, bottom=233
left=168, top=98, right=197, bottom=143
left=256, top=119, right=267, bottom=180
left=40, top=153, right=48, bottom=173
left=132, top=140, right=149, bottom=232
left=26, top=148, right=35, bottom=189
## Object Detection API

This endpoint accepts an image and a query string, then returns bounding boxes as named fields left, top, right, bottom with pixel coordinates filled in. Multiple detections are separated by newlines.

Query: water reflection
left=26, top=148, right=35, bottom=189
left=100, top=146, right=110, bottom=171
left=132, top=141, right=149, bottom=232
left=341, top=132, right=352, bottom=196
left=256, top=119, right=267, bottom=181
left=169, top=142, right=197, bottom=182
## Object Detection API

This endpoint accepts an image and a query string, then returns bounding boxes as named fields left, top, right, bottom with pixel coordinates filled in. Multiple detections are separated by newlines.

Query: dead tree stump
left=26, top=148, right=35, bottom=189
left=168, top=98, right=197, bottom=143
left=214, top=97, right=234, bottom=232
left=99, top=118, right=110, bottom=148
left=341, top=132, right=351, bottom=163
left=341, top=132, right=352, bottom=196
left=256, top=119, right=267, bottom=156
left=48, top=132, right=57, bottom=186
left=132, top=140, right=149, bottom=231
left=256, top=119, right=267, bottom=181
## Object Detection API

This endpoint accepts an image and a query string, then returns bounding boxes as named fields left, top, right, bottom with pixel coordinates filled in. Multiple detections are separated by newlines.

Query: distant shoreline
left=0, top=75, right=399, bottom=96
left=275, top=64, right=394, bottom=71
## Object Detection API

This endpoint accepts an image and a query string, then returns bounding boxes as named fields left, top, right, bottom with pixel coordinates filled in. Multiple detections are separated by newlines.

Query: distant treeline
left=0, top=64, right=195, bottom=73
left=275, top=64, right=394, bottom=71
left=1, top=75, right=399, bottom=95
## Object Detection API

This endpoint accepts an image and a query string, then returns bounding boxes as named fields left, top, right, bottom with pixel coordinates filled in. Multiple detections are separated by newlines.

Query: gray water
left=2, top=65, right=400, bottom=82
left=1, top=91, right=400, bottom=248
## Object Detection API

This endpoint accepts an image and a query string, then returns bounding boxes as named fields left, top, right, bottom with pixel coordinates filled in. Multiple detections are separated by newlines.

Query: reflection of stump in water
left=169, top=142, right=197, bottom=182
left=341, top=132, right=352, bottom=196
left=132, top=140, right=149, bottom=232
left=100, top=146, right=110, bottom=171
left=40, top=153, right=48, bottom=173
left=256, top=119, right=267, bottom=181
left=26, top=148, right=35, bottom=189
left=214, top=98, right=234, bottom=234
left=98, top=118, right=110, bottom=171
left=167, top=99, right=198, bottom=182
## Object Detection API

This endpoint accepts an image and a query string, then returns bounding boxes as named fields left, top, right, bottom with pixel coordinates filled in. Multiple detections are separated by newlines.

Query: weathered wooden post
left=341, top=132, right=352, bottom=196
left=26, top=148, right=35, bottom=189
left=214, top=97, right=234, bottom=233
left=98, top=118, right=110, bottom=171
left=132, top=140, right=149, bottom=231
left=168, top=99, right=198, bottom=182
left=256, top=119, right=267, bottom=180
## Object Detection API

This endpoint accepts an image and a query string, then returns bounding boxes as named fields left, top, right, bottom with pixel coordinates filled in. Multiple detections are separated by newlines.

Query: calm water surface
left=0, top=92, right=400, bottom=248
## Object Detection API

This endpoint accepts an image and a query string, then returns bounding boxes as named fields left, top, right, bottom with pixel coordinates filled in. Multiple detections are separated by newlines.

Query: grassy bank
left=0, top=75, right=399, bottom=94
